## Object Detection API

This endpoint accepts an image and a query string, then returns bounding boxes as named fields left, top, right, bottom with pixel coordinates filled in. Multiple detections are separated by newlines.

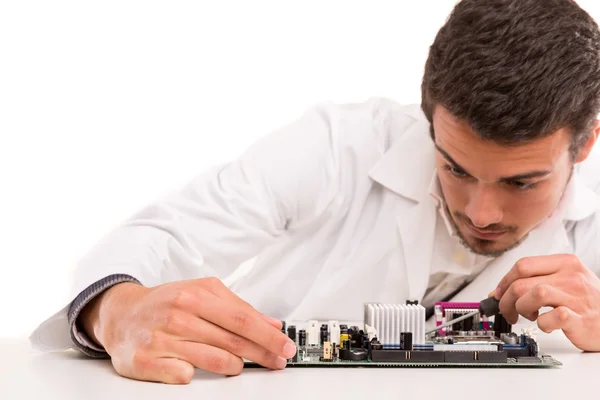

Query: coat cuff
left=67, top=274, right=141, bottom=358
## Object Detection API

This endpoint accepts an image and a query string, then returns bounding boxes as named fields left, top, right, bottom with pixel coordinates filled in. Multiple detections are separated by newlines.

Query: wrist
left=80, top=282, right=143, bottom=349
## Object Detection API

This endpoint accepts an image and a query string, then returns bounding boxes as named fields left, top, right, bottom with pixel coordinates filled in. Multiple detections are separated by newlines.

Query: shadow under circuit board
left=245, top=301, right=562, bottom=369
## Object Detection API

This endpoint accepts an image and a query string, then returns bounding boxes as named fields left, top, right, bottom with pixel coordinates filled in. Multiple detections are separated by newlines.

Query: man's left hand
left=495, top=254, right=600, bottom=352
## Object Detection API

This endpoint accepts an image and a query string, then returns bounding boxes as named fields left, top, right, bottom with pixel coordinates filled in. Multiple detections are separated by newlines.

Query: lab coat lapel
left=395, top=193, right=438, bottom=300
left=369, top=116, right=438, bottom=301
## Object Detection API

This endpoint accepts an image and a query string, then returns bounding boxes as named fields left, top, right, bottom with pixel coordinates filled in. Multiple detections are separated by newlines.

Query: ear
left=575, top=119, right=600, bottom=163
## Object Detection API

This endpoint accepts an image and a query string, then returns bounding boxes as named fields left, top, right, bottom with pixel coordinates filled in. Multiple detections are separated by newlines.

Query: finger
left=260, top=314, right=284, bottom=330
left=166, top=312, right=288, bottom=370
left=171, top=341, right=245, bottom=376
left=129, top=356, right=195, bottom=384
left=537, top=306, right=581, bottom=334
left=198, top=278, right=283, bottom=330
left=182, top=290, right=297, bottom=360
left=499, top=275, right=564, bottom=324
left=495, top=255, right=573, bottom=298
left=514, top=284, right=576, bottom=321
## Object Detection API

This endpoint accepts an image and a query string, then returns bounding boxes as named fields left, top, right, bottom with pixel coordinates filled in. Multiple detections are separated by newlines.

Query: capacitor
left=400, top=332, right=413, bottom=351
left=287, top=325, right=296, bottom=342
left=340, top=327, right=349, bottom=348
left=298, top=330, right=306, bottom=346
left=347, top=326, right=359, bottom=345
left=494, top=314, right=512, bottom=336
left=342, top=339, right=351, bottom=350
left=360, top=334, right=369, bottom=349
left=320, top=325, right=328, bottom=345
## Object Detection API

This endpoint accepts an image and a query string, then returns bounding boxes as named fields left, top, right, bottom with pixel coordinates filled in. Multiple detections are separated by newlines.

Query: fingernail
left=283, top=341, right=297, bottom=358
left=276, top=356, right=287, bottom=369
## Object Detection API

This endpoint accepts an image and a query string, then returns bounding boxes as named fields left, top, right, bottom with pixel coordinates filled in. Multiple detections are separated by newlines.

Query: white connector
left=328, top=320, right=340, bottom=345
left=307, top=320, right=320, bottom=346
left=365, top=324, right=377, bottom=341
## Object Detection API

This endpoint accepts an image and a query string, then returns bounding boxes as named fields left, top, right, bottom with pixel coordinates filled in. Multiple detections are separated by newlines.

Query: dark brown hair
left=422, top=0, right=600, bottom=158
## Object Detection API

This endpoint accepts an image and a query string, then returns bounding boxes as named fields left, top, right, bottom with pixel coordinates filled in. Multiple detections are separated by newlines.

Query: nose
left=464, top=185, right=503, bottom=228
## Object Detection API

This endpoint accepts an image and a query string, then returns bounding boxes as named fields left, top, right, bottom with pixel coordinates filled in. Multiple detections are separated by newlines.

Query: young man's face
left=432, top=106, right=583, bottom=257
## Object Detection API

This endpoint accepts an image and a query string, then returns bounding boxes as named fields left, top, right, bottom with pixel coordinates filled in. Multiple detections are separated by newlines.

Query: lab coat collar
left=562, top=166, right=598, bottom=222
left=428, top=169, right=458, bottom=237
left=368, top=117, right=434, bottom=203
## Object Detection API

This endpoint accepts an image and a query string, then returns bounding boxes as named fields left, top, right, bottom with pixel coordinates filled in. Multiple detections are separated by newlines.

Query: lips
left=466, top=224, right=508, bottom=240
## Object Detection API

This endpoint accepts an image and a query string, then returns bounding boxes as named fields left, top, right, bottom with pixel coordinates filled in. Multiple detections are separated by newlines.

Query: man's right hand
left=78, top=277, right=297, bottom=384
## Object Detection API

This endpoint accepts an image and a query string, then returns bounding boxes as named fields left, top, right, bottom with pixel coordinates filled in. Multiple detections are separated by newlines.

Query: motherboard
left=245, top=301, right=561, bottom=368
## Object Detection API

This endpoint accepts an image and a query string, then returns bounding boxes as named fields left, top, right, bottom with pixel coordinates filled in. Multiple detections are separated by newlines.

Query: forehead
left=432, top=106, right=571, bottom=178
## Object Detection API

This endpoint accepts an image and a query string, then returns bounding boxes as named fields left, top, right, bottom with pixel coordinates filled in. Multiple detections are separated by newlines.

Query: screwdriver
left=424, top=296, right=500, bottom=335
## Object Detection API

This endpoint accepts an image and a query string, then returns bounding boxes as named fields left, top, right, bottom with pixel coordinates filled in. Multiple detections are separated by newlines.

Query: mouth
left=465, top=224, right=508, bottom=240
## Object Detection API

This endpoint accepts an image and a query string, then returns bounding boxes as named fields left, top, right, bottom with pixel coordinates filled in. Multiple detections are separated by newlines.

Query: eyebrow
left=434, top=144, right=552, bottom=182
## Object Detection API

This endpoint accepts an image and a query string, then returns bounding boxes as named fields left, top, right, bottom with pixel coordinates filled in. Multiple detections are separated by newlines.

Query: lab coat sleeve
left=29, top=103, right=341, bottom=352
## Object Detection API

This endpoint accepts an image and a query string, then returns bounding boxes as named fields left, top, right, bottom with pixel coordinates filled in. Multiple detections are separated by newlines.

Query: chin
left=459, top=230, right=523, bottom=258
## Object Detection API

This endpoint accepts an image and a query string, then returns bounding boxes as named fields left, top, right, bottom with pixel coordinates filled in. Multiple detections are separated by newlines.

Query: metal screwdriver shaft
left=425, top=310, right=478, bottom=335
left=425, top=297, right=500, bottom=335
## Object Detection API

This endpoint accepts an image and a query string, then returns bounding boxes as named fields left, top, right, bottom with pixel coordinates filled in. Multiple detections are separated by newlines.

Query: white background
left=2, top=0, right=600, bottom=338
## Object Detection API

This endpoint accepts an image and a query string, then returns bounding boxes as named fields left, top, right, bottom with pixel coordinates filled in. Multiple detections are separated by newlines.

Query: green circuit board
left=246, top=302, right=562, bottom=369
left=244, top=347, right=562, bottom=368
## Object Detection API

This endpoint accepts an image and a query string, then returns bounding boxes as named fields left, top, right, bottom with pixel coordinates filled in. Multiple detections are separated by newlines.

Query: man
left=31, top=0, right=600, bottom=385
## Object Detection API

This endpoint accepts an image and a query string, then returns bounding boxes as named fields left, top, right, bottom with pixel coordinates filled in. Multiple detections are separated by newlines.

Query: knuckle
left=231, top=311, right=252, bottom=332
left=227, top=334, right=246, bottom=353
left=147, top=330, right=169, bottom=352
left=566, top=254, right=581, bottom=268
left=165, top=311, right=185, bottom=335
left=263, top=349, right=276, bottom=364
left=207, top=354, right=227, bottom=373
left=512, top=280, right=528, bottom=297
left=557, top=306, right=571, bottom=322
left=171, top=289, right=192, bottom=309
left=570, top=272, right=588, bottom=292
left=204, top=276, right=222, bottom=287
left=576, top=272, right=588, bottom=286
left=534, top=284, right=549, bottom=300
left=515, top=259, right=530, bottom=276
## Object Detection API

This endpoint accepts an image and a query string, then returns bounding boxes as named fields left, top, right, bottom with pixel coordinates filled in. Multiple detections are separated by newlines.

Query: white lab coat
left=30, top=97, right=600, bottom=352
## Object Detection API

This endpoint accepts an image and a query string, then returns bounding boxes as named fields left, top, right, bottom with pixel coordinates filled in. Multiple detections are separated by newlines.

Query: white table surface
left=1, top=325, right=598, bottom=400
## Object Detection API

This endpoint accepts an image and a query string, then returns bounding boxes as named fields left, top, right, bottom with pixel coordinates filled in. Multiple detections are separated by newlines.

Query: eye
left=507, top=180, right=536, bottom=191
left=443, top=164, right=468, bottom=178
